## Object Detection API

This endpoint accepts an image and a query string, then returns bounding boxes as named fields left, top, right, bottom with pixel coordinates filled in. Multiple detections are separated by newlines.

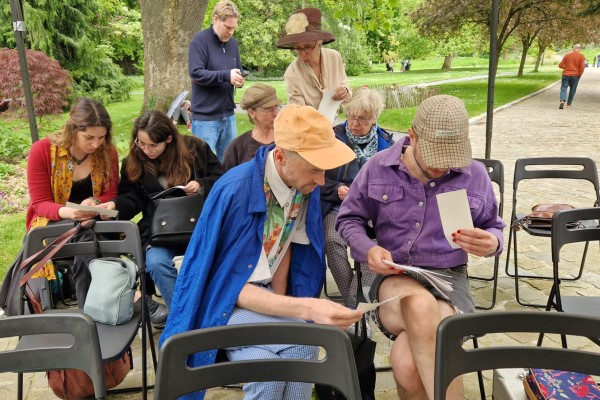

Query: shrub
left=0, top=48, right=72, bottom=117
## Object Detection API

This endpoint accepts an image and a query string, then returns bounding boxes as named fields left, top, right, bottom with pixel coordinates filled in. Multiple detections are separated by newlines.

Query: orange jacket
left=559, top=51, right=586, bottom=77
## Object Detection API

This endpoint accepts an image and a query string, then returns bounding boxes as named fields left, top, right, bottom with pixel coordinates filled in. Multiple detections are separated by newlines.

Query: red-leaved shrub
left=0, top=48, right=72, bottom=117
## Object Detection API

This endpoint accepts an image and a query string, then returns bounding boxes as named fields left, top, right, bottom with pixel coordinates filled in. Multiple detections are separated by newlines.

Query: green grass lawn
left=0, top=58, right=561, bottom=280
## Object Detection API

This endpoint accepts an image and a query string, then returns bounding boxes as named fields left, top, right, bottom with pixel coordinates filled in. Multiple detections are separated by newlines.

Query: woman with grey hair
left=322, top=87, right=394, bottom=307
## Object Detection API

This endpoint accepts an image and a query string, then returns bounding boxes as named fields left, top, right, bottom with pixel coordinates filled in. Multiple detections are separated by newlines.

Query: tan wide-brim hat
left=276, top=8, right=336, bottom=49
left=274, top=104, right=355, bottom=170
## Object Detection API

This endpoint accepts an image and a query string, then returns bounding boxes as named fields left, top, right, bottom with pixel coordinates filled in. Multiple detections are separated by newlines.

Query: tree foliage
left=0, top=48, right=72, bottom=116
left=1, top=0, right=133, bottom=104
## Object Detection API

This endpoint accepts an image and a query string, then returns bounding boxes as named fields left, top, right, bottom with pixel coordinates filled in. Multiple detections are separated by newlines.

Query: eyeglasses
left=347, top=114, right=373, bottom=124
left=292, top=42, right=317, bottom=54
left=255, top=105, right=282, bottom=113
left=134, top=138, right=164, bottom=152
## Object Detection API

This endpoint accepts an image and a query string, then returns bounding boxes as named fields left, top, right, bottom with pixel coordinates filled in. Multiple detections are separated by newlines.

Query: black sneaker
left=559, top=102, right=564, bottom=109
left=145, top=294, right=168, bottom=330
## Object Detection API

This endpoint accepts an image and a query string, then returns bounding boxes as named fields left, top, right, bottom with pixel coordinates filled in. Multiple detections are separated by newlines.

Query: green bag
left=84, top=256, right=137, bottom=325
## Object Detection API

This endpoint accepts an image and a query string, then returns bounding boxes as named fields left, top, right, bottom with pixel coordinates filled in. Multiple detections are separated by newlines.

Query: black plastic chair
left=154, top=323, right=362, bottom=400
left=504, top=157, right=600, bottom=307
left=434, top=311, right=600, bottom=400
left=470, top=158, right=504, bottom=310
left=0, top=312, right=105, bottom=399
left=537, top=207, right=600, bottom=347
left=17, top=220, right=157, bottom=399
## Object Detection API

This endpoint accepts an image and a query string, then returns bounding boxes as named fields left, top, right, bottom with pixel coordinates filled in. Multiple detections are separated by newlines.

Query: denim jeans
left=559, top=75, right=580, bottom=105
left=145, top=246, right=178, bottom=308
left=191, top=115, right=237, bottom=161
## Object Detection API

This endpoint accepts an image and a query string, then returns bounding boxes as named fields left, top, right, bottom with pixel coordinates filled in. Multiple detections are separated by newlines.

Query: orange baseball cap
left=274, top=104, right=356, bottom=170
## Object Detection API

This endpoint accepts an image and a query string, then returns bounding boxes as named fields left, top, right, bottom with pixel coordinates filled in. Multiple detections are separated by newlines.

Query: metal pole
left=9, top=0, right=39, bottom=143
left=485, top=0, right=499, bottom=159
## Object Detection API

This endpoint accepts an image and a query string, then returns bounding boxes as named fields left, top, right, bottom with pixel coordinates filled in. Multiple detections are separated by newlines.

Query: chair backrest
left=433, top=312, right=600, bottom=400
left=474, top=158, right=504, bottom=217
left=511, top=157, right=600, bottom=216
left=23, top=221, right=144, bottom=265
left=0, top=313, right=106, bottom=397
left=154, top=322, right=362, bottom=400
left=551, top=207, right=600, bottom=263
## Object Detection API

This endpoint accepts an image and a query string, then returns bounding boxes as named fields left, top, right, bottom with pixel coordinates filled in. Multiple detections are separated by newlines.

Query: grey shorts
left=368, top=265, right=475, bottom=340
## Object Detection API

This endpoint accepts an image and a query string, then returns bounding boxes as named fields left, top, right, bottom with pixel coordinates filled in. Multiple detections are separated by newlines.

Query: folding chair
left=0, top=313, right=105, bottom=400
left=434, top=312, right=600, bottom=400
left=17, top=220, right=157, bottom=399
left=537, top=207, right=600, bottom=348
left=154, top=323, right=361, bottom=400
left=469, top=158, right=504, bottom=310
left=504, top=157, right=600, bottom=307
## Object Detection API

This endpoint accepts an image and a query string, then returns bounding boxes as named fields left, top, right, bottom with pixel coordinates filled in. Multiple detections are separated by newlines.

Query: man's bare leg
left=378, top=275, right=464, bottom=400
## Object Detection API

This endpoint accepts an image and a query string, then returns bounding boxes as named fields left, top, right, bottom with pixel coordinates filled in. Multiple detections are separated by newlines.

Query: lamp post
left=485, top=0, right=499, bottom=159
left=9, top=0, right=39, bottom=143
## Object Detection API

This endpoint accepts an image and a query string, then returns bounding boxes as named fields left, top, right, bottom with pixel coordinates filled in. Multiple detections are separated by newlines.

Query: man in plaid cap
left=337, top=95, right=505, bottom=399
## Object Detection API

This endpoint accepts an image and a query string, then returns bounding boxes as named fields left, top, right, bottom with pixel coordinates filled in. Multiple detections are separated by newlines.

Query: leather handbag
left=514, top=204, right=582, bottom=230
left=84, top=256, right=137, bottom=325
left=148, top=186, right=204, bottom=247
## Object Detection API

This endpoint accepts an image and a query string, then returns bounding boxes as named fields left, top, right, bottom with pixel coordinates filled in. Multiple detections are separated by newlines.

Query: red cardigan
left=26, top=138, right=119, bottom=230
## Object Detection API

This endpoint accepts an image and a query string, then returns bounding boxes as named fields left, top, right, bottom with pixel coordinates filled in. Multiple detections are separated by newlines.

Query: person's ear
left=273, top=147, right=286, bottom=165
left=166, top=135, right=173, bottom=144
left=408, top=127, right=416, bottom=145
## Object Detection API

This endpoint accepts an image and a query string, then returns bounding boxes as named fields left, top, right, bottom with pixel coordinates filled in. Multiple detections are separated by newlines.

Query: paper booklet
left=382, top=260, right=453, bottom=300
left=65, top=202, right=119, bottom=218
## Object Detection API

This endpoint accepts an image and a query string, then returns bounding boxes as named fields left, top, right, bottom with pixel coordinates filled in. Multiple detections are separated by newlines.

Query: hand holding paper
left=436, top=189, right=474, bottom=249
left=66, top=202, right=118, bottom=218
left=318, top=89, right=343, bottom=125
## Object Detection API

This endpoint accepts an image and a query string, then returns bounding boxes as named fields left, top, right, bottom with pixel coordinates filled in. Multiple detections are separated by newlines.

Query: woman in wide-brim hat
left=277, top=8, right=351, bottom=109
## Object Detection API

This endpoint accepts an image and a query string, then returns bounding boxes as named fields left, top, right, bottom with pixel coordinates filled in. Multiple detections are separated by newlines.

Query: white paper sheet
left=65, top=202, right=119, bottom=218
left=436, top=189, right=474, bottom=249
left=317, top=89, right=343, bottom=125
left=356, top=290, right=418, bottom=312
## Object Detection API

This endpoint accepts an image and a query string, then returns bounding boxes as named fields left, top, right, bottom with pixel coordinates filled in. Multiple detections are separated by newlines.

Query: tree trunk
left=140, top=0, right=209, bottom=112
left=534, top=44, right=545, bottom=72
left=517, top=37, right=530, bottom=77
left=441, top=55, right=452, bottom=71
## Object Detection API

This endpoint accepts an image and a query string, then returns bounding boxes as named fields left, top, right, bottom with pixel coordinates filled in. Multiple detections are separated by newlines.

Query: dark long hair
left=125, top=110, right=192, bottom=186
left=49, top=98, right=116, bottom=189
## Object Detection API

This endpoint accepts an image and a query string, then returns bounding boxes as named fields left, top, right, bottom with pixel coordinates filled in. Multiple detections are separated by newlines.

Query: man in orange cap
left=162, top=105, right=362, bottom=400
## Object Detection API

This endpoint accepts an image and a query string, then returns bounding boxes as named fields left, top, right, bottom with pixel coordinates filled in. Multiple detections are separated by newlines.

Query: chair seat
left=16, top=302, right=142, bottom=363
left=561, top=296, right=600, bottom=317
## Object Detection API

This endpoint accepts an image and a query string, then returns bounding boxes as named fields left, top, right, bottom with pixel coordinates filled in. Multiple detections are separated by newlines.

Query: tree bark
left=518, top=37, right=529, bottom=77
left=534, top=45, right=545, bottom=72
left=441, top=55, right=452, bottom=71
left=140, top=0, right=209, bottom=112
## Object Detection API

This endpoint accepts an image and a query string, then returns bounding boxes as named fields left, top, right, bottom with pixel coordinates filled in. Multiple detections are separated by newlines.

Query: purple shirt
left=336, top=137, right=505, bottom=269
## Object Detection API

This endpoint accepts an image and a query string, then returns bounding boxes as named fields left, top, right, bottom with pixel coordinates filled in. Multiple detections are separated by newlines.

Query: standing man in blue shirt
left=189, top=0, right=244, bottom=161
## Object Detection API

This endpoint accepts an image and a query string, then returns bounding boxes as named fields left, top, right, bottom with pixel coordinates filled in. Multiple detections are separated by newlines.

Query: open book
left=382, top=260, right=453, bottom=300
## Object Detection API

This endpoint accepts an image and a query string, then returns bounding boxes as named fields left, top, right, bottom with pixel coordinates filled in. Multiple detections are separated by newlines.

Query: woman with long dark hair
left=101, top=110, right=223, bottom=327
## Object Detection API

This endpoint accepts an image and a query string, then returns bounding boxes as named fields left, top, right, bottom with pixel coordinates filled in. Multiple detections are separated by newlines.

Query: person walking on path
left=558, top=44, right=586, bottom=109
left=188, top=0, right=245, bottom=161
